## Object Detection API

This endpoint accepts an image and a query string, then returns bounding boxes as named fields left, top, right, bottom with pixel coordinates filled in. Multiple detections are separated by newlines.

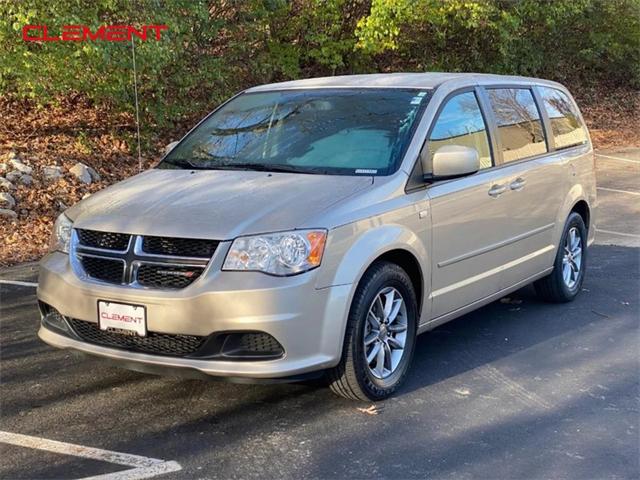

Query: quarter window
left=428, top=91, right=492, bottom=170
left=539, top=87, right=588, bottom=149
left=487, top=88, right=547, bottom=163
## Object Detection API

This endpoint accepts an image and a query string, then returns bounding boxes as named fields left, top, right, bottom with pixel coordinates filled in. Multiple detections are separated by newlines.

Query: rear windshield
left=159, top=88, right=431, bottom=176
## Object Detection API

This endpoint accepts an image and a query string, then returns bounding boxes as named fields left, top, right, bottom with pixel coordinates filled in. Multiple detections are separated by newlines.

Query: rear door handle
left=510, top=177, right=526, bottom=191
left=488, top=184, right=507, bottom=198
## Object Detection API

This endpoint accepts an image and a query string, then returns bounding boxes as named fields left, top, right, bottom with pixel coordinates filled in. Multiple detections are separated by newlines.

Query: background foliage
left=1, top=0, right=638, bottom=134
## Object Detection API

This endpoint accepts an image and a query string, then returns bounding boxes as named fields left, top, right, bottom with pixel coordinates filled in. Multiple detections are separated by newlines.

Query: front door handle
left=488, top=184, right=507, bottom=198
left=510, top=177, right=526, bottom=191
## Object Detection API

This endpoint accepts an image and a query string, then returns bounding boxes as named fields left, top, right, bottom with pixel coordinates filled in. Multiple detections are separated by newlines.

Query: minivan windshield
left=159, top=88, right=431, bottom=176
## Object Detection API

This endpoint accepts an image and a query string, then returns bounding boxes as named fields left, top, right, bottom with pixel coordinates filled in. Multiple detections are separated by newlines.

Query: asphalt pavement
left=1, top=150, right=638, bottom=479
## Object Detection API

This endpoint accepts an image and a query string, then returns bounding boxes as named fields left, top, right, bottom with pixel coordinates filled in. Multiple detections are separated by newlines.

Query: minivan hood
left=67, top=169, right=373, bottom=239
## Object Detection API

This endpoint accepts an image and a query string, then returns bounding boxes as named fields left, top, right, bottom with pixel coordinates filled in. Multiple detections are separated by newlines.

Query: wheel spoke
left=374, top=295, right=384, bottom=318
left=374, top=343, right=386, bottom=377
left=387, top=336, right=404, bottom=349
left=383, top=342, right=392, bottom=371
left=367, top=341, right=381, bottom=365
left=563, top=264, right=572, bottom=284
left=383, top=290, right=395, bottom=321
left=364, top=331, right=378, bottom=346
left=387, top=298, right=403, bottom=324
left=569, top=229, right=577, bottom=250
left=573, top=248, right=582, bottom=260
left=367, top=311, right=381, bottom=329
left=387, top=323, right=407, bottom=333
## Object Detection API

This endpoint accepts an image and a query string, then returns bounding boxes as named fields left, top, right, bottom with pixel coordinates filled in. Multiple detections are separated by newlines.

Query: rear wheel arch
left=570, top=200, right=590, bottom=232
left=554, top=184, right=590, bottom=249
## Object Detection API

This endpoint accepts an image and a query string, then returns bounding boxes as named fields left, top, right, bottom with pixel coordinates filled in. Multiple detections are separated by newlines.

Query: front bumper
left=37, top=250, right=352, bottom=379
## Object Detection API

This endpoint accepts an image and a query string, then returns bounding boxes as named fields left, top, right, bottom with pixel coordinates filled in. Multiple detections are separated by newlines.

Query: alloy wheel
left=562, top=226, right=582, bottom=289
left=363, top=286, right=408, bottom=379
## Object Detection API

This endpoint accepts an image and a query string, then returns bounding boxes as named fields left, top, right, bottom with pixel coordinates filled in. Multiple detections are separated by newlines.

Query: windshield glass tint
left=160, top=89, right=430, bottom=175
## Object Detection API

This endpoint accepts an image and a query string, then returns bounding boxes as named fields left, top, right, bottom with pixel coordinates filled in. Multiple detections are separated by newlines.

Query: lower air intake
left=67, top=318, right=206, bottom=357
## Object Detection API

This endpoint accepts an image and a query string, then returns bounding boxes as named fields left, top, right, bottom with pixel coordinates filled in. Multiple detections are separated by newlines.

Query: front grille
left=67, top=318, right=206, bottom=357
left=72, top=230, right=216, bottom=290
left=142, top=236, right=218, bottom=258
left=77, top=229, right=130, bottom=251
left=80, top=256, right=124, bottom=283
left=137, top=264, right=204, bottom=289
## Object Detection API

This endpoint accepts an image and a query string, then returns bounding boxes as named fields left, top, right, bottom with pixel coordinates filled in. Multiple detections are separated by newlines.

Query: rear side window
left=487, top=88, right=547, bottom=163
left=428, top=91, right=492, bottom=170
left=539, top=87, right=588, bottom=149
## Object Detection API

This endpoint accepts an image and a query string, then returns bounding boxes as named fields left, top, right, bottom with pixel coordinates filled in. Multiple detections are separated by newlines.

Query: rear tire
left=534, top=212, right=587, bottom=303
left=328, top=261, right=418, bottom=401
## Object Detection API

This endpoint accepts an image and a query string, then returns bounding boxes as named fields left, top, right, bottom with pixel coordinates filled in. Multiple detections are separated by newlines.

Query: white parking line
left=595, top=153, right=640, bottom=164
left=0, top=279, right=38, bottom=287
left=597, top=186, right=640, bottom=196
left=596, top=228, right=640, bottom=239
left=0, top=431, right=182, bottom=480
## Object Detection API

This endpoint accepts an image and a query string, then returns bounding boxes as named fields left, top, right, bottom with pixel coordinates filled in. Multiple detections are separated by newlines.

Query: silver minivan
left=38, top=73, right=596, bottom=400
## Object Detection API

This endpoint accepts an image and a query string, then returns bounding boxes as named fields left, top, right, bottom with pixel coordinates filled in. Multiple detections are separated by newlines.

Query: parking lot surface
left=1, top=150, right=639, bottom=479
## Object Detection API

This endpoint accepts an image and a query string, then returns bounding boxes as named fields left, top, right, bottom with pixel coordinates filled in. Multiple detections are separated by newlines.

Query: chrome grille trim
left=70, top=229, right=215, bottom=290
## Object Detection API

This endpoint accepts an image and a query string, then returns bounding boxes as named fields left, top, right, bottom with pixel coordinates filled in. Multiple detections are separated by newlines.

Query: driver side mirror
left=421, top=145, right=480, bottom=181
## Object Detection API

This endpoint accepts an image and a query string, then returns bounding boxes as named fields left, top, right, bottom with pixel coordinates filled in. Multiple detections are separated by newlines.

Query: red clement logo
left=101, top=312, right=144, bottom=324
left=22, top=25, right=168, bottom=42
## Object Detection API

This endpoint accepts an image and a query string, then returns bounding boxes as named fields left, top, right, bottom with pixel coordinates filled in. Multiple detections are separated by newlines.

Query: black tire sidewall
left=349, top=263, right=418, bottom=399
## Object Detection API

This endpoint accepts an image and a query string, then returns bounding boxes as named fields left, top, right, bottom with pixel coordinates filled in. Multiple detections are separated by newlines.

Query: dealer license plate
left=98, top=301, right=146, bottom=337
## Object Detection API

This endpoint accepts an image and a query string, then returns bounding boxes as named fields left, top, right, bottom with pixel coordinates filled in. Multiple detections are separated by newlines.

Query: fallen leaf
left=357, top=405, right=380, bottom=415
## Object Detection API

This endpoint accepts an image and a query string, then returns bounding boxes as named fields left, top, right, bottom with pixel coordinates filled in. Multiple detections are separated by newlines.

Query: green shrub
left=0, top=0, right=637, bottom=135
left=356, top=0, right=640, bottom=87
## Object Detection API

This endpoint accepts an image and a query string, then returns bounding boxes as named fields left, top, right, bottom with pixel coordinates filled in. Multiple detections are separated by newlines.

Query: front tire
left=534, top=212, right=587, bottom=303
left=328, top=261, right=418, bottom=401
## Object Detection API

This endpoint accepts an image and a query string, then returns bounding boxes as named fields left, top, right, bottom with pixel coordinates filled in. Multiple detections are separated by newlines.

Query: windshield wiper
left=162, top=158, right=209, bottom=170
left=161, top=158, right=325, bottom=174
left=221, top=163, right=324, bottom=174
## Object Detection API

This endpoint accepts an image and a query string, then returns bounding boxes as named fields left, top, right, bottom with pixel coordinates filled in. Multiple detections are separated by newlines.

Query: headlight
left=223, top=229, right=327, bottom=276
left=49, top=213, right=73, bottom=253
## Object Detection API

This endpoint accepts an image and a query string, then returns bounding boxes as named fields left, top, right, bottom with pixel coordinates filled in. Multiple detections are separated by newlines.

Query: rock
left=19, top=174, right=33, bottom=186
left=9, top=158, right=33, bottom=175
left=0, top=192, right=16, bottom=209
left=6, top=171, right=21, bottom=182
left=43, top=165, right=64, bottom=181
left=0, top=208, right=17, bottom=219
left=87, top=166, right=101, bottom=181
left=0, top=177, right=14, bottom=190
left=0, top=163, right=7, bottom=174
left=69, top=162, right=93, bottom=184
